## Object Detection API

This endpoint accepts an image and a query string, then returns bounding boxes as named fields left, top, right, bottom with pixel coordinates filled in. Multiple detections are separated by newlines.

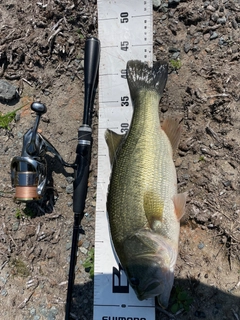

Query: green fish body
left=105, top=60, right=187, bottom=308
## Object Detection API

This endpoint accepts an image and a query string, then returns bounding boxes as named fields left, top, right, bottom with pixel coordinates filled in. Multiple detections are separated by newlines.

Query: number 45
left=121, top=41, right=129, bottom=51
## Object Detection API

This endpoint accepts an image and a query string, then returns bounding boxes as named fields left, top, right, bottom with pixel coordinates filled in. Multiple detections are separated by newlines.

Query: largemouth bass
left=105, top=60, right=187, bottom=308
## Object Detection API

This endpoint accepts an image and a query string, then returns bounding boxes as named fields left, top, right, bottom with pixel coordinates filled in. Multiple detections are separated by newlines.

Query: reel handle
left=27, top=102, right=47, bottom=155
left=31, top=102, right=47, bottom=115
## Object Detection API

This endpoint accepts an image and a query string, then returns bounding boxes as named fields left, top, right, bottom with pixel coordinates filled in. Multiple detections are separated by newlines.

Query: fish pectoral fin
left=143, top=191, right=164, bottom=231
left=172, top=192, right=187, bottom=221
left=161, top=118, right=181, bottom=153
left=105, top=129, right=125, bottom=166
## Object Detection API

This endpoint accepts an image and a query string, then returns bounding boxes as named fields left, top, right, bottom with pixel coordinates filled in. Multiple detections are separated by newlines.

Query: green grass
left=83, top=247, right=94, bottom=279
left=169, top=59, right=182, bottom=70
left=199, top=155, right=205, bottom=162
left=15, top=208, right=23, bottom=219
left=23, top=207, right=35, bottom=218
left=170, top=286, right=193, bottom=314
left=0, top=106, right=24, bottom=129
left=15, top=207, right=35, bottom=219
left=10, top=258, right=30, bottom=278
left=76, top=29, right=84, bottom=39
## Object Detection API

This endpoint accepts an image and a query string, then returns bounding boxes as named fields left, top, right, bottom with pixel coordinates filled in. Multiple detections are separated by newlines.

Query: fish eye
left=129, top=277, right=140, bottom=286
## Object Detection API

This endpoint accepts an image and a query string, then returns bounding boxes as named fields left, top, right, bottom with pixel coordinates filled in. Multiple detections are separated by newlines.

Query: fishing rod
left=65, top=37, right=100, bottom=319
left=10, top=37, right=100, bottom=319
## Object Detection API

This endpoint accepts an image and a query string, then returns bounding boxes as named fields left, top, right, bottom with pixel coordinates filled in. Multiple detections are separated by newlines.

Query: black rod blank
left=65, top=37, right=100, bottom=320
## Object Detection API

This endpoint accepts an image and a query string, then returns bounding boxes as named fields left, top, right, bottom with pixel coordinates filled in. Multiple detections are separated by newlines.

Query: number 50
left=120, top=12, right=129, bottom=23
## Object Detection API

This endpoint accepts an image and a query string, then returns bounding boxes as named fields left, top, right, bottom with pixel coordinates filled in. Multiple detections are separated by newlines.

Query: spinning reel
left=10, top=102, right=74, bottom=202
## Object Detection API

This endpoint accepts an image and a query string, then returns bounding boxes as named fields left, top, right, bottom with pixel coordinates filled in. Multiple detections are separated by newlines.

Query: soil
left=0, top=1, right=240, bottom=320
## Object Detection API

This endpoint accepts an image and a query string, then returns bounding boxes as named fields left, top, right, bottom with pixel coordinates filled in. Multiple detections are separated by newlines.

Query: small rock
left=217, top=17, right=226, bottom=24
left=198, top=242, right=205, bottom=249
left=68, top=36, right=75, bottom=45
left=0, top=276, right=8, bottom=284
left=182, top=174, right=190, bottom=180
left=168, top=0, right=180, bottom=6
left=174, top=158, right=182, bottom=167
left=1, top=289, right=8, bottom=296
left=184, top=43, right=191, bottom=53
left=161, top=104, right=168, bottom=113
left=232, top=19, right=238, bottom=29
left=203, top=33, right=211, bottom=41
left=223, top=180, right=231, bottom=187
left=43, top=89, right=51, bottom=96
left=218, top=37, right=227, bottom=46
left=172, top=52, right=180, bottom=59
left=29, top=308, right=36, bottom=316
left=160, top=3, right=168, bottom=12
left=169, top=47, right=180, bottom=53
left=207, top=5, right=216, bottom=12
left=66, top=184, right=73, bottom=194
left=39, top=306, right=51, bottom=318
left=66, top=176, right=74, bottom=184
left=17, top=132, right=23, bottom=139
left=80, top=247, right=88, bottom=254
left=211, top=12, right=219, bottom=22
left=0, top=80, right=18, bottom=102
left=82, top=240, right=90, bottom=249
left=12, top=221, right=20, bottom=231
left=210, top=32, right=218, bottom=40
left=47, top=306, right=58, bottom=319
left=15, top=113, right=21, bottom=122
left=203, top=1, right=210, bottom=8
left=66, top=242, right=72, bottom=251
left=153, top=0, right=162, bottom=9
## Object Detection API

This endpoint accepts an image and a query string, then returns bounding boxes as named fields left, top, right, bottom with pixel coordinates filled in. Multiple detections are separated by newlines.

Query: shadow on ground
left=69, top=276, right=240, bottom=320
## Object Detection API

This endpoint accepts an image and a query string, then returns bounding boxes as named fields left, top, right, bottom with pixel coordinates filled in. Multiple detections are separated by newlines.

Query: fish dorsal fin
left=172, top=192, right=187, bottom=221
left=105, top=129, right=125, bottom=166
left=162, top=118, right=181, bottom=153
left=143, top=191, right=164, bottom=231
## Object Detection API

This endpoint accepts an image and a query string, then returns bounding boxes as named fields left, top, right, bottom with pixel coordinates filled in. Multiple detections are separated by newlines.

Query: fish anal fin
left=172, top=192, right=187, bottom=221
left=105, top=129, right=125, bottom=166
left=143, top=191, right=164, bottom=231
left=162, top=118, right=181, bottom=153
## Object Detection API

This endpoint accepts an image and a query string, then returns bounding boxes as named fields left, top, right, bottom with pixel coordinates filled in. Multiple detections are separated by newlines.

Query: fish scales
left=108, top=91, right=177, bottom=242
left=105, top=60, right=187, bottom=308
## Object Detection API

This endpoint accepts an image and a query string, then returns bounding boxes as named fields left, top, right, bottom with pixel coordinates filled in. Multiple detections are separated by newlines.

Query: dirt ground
left=0, top=0, right=240, bottom=319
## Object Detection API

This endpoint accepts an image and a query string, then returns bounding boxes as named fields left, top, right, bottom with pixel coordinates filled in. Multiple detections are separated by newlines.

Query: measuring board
left=94, top=1, right=154, bottom=319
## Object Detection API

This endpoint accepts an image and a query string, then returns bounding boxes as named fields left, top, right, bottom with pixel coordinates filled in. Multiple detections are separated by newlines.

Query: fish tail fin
left=126, top=60, right=168, bottom=103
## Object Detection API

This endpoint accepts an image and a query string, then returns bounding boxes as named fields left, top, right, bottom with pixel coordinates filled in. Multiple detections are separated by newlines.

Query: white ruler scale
left=94, top=1, right=155, bottom=319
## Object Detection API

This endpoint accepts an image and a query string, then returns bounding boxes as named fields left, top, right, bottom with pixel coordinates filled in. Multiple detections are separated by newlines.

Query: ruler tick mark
left=98, top=17, right=118, bottom=21
left=99, top=73, right=118, bottom=76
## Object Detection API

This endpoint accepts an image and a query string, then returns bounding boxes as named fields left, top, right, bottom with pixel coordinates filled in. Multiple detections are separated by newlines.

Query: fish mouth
left=136, top=280, right=163, bottom=300
left=126, top=259, right=175, bottom=306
